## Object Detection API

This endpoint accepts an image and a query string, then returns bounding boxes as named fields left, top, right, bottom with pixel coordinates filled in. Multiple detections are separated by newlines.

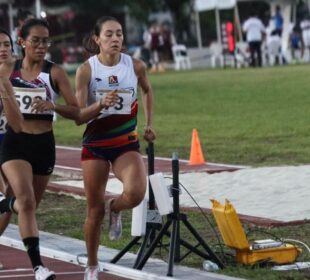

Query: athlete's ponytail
left=82, top=31, right=99, bottom=58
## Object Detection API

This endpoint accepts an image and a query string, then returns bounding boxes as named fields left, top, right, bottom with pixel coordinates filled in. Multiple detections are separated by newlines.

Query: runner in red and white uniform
left=76, top=16, right=156, bottom=280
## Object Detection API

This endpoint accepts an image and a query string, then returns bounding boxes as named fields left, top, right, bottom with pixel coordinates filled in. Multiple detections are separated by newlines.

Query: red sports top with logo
left=83, top=53, right=138, bottom=150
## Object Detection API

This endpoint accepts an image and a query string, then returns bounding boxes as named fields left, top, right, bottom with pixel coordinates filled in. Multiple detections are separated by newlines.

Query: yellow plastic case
left=211, top=199, right=301, bottom=265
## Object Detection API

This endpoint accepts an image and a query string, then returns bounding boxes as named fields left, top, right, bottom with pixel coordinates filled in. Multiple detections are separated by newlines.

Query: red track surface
left=0, top=245, right=130, bottom=280
left=54, top=146, right=240, bottom=178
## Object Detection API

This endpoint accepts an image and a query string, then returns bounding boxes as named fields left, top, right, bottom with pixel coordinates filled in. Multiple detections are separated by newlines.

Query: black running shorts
left=0, top=126, right=55, bottom=175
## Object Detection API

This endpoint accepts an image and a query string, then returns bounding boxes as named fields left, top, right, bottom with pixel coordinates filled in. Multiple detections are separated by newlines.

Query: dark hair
left=20, top=18, right=50, bottom=40
left=17, top=9, right=33, bottom=22
left=83, top=16, right=120, bottom=56
left=0, top=28, right=14, bottom=53
left=249, top=9, right=257, bottom=17
left=19, top=18, right=50, bottom=57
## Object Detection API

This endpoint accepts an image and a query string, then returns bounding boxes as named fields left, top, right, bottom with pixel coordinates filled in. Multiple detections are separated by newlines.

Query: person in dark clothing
left=242, top=11, right=266, bottom=67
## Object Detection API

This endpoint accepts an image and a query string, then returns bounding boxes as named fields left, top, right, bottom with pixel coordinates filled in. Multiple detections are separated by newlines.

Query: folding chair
left=172, top=44, right=191, bottom=70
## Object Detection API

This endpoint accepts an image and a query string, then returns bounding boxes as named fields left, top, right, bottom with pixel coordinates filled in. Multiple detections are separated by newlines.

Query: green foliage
left=68, top=0, right=164, bottom=24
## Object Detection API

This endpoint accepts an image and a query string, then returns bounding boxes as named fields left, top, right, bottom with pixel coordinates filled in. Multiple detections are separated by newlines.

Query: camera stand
left=135, top=152, right=224, bottom=276
left=110, top=142, right=163, bottom=267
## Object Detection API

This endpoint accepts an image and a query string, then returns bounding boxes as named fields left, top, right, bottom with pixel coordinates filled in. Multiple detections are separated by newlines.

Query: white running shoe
left=84, top=266, right=99, bottom=280
left=107, top=199, right=122, bottom=241
left=34, top=265, right=56, bottom=280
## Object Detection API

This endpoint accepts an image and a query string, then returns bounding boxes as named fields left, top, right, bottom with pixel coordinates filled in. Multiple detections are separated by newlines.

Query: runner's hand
left=144, top=125, right=156, bottom=142
left=100, top=89, right=119, bottom=109
left=31, top=97, right=55, bottom=113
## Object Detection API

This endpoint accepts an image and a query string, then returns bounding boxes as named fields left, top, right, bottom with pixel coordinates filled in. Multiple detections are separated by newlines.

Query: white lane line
left=54, top=165, right=81, bottom=171
left=0, top=275, right=32, bottom=278
left=0, top=268, right=32, bottom=272
left=56, top=145, right=81, bottom=151
left=0, top=271, right=84, bottom=278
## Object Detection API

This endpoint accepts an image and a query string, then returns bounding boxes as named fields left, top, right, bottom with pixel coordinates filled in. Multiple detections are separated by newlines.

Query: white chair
left=209, top=42, right=224, bottom=68
left=266, top=35, right=282, bottom=66
left=234, top=42, right=250, bottom=68
left=172, top=45, right=191, bottom=70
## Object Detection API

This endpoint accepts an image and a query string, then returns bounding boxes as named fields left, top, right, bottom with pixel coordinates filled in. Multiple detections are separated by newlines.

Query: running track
left=0, top=245, right=131, bottom=279
left=0, top=146, right=242, bottom=280
left=54, top=145, right=241, bottom=179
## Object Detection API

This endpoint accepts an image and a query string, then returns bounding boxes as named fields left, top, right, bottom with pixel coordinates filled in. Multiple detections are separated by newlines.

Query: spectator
left=242, top=10, right=266, bottom=67
left=11, top=9, right=34, bottom=57
left=266, top=30, right=282, bottom=65
left=149, top=21, right=165, bottom=72
left=288, top=25, right=303, bottom=62
left=140, top=25, right=152, bottom=68
left=300, top=14, right=310, bottom=62
left=160, top=22, right=176, bottom=63
left=273, top=5, right=284, bottom=37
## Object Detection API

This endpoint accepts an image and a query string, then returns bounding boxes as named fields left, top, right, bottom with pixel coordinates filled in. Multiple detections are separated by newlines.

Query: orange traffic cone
left=189, top=128, right=206, bottom=165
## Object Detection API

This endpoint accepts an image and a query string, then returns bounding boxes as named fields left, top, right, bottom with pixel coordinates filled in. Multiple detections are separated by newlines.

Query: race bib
left=96, top=89, right=132, bottom=115
left=13, top=87, right=47, bottom=114
left=0, top=115, right=8, bottom=134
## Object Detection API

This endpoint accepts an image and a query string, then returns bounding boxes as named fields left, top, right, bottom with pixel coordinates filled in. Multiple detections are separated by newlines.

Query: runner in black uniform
left=0, top=19, right=76, bottom=280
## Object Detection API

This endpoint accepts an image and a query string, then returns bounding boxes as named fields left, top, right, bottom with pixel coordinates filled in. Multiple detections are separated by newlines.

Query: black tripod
left=135, top=152, right=224, bottom=276
left=110, top=142, right=162, bottom=267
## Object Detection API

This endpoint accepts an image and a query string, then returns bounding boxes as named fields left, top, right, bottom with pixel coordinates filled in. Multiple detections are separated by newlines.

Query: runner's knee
left=16, top=196, right=36, bottom=213
left=87, top=203, right=105, bottom=221
left=124, top=187, right=145, bottom=208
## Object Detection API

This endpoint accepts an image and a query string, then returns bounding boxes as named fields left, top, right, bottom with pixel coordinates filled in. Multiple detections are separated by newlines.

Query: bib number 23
left=96, top=89, right=132, bottom=115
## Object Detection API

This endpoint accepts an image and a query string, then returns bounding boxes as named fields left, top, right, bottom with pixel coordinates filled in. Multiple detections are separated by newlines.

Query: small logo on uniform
left=108, top=75, right=118, bottom=86
left=47, top=166, right=54, bottom=174
left=95, top=78, right=102, bottom=82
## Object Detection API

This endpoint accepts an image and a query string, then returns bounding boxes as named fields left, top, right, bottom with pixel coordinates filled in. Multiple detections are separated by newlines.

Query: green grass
left=55, top=65, right=310, bottom=166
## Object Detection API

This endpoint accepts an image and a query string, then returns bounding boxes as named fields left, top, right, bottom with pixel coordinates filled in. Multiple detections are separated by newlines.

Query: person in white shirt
left=243, top=11, right=266, bottom=67
left=11, top=9, right=33, bottom=58
left=300, top=15, right=310, bottom=62
left=266, top=30, right=282, bottom=65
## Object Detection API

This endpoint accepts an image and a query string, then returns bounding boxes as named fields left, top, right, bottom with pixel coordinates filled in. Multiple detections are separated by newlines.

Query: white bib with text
left=95, top=88, right=132, bottom=115
left=0, top=115, right=8, bottom=134
left=14, top=87, right=47, bottom=114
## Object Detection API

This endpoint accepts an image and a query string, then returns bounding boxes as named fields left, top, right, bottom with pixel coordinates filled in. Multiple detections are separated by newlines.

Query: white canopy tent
left=194, top=0, right=300, bottom=49
left=195, top=0, right=237, bottom=48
